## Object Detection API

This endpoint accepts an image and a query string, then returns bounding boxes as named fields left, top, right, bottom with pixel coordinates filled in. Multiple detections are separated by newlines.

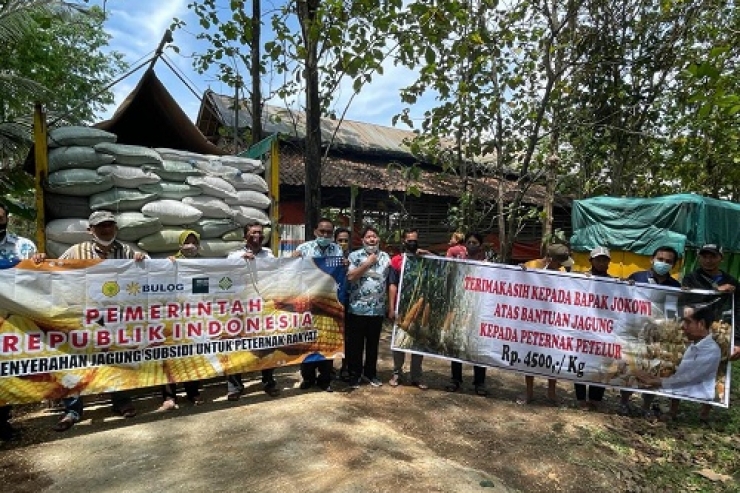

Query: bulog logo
left=126, top=282, right=184, bottom=295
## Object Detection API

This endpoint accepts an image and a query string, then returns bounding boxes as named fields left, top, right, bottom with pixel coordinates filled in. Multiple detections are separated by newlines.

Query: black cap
left=699, top=244, right=723, bottom=256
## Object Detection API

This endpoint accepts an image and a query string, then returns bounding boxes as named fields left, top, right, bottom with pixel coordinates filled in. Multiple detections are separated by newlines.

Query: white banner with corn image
left=0, top=257, right=346, bottom=405
left=392, top=256, right=733, bottom=406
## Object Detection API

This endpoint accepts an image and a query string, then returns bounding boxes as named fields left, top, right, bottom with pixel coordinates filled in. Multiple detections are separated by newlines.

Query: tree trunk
left=250, top=0, right=262, bottom=146
left=298, top=0, right=322, bottom=238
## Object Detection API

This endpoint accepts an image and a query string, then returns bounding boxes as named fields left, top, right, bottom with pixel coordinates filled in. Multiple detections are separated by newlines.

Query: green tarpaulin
left=238, top=134, right=277, bottom=160
left=571, top=194, right=740, bottom=255
left=571, top=194, right=740, bottom=277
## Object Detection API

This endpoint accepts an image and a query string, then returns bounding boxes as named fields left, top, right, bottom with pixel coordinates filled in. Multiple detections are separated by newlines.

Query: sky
left=92, top=0, right=433, bottom=130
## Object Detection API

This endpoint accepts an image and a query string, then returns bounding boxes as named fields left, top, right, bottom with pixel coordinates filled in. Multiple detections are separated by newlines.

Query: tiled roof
left=279, top=150, right=556, bottom=205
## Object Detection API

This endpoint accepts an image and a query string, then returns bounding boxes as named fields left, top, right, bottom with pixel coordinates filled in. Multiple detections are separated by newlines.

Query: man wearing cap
left=619, top=246, right=681, bottom=417
left=53, top=211, right=147, bottom=431
left=574, top=246, right=612, bottom=410
left=683, top=244, right=739, bottom=359
left=0, top=202, right=46, bottom=441
left=679, top=244, right=739, bottom=421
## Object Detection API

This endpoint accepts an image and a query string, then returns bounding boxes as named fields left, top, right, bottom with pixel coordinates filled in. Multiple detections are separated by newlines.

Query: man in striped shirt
left=54, top=211, right=147, bottom=432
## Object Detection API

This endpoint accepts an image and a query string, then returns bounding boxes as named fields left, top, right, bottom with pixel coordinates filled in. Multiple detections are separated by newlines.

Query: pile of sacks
left=43, top=126, right=271, bottom=258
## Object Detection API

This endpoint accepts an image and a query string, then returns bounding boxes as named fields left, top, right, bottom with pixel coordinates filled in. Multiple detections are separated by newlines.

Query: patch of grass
left=594, top=361, right=740, bottom=492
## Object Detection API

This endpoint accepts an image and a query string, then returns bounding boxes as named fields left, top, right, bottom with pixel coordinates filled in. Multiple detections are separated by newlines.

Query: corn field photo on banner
left=0, top=257, right=346, bottom=405
left=391, top=256, right=733, bottom=407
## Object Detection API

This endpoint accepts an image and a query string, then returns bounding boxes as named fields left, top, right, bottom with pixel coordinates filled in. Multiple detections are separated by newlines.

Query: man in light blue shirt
left=0, top=202, right=44, bottom=441
left=293, top=218, right=344, bottom=392
left=0, top=203, right=37, bottom=267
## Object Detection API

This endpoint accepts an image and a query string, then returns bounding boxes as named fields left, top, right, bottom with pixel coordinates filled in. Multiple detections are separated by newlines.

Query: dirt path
left=0, top=327, right=719, bottom=492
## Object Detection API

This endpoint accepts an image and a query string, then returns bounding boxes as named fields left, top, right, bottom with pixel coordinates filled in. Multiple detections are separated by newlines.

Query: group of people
left=1, top=204, right=740, bottom=440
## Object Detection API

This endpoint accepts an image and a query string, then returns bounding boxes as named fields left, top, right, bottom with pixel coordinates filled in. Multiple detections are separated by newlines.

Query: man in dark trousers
left=0, top=202, right=46, bottom=440
left=293, top=218, right=344, bottom=392
left=574, top=246, right=611, bottom=410
left=619, top=245, right=681, bottom=417
left=679, top=244, right=739, bottom=421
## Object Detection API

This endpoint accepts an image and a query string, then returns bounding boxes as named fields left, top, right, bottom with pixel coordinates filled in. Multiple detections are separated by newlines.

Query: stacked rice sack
left=44, top=126, right=271, bottom=258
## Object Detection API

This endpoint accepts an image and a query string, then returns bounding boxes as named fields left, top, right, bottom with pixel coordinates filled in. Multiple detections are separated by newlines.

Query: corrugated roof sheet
left=206, top=90, right=419, bottom=160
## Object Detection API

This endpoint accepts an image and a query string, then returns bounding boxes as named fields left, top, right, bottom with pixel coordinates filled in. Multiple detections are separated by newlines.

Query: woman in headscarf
left=158, top=230, right=204, bottom=410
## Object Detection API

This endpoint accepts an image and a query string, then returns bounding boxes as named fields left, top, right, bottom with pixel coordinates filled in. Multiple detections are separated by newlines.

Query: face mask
left=404, top=240, right=419, bottom=253
left=181, top=244, right=199, bottom=257
left=652, top=260, right=671, bottom=276
left=364, top=242, right=378, bottom=254
left=467, top=244, right=480, bottom=254
left=316, top=237, right=331, bottom=247
left=0, top=224, right=6, bottom=235
left=93, top=234, right=116, bottom=247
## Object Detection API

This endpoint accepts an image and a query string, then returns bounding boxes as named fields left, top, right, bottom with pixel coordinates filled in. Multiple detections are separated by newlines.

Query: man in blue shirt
left=293, top=218, right=344, bottom=392
left=619, top=245, right=681, bottom=417
left=0, top=202, right=46, bottom=441
left=627, top=246, right=681, bottom=288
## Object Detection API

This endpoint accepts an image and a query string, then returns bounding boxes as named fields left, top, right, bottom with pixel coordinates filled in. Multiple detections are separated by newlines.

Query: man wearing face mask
left=388, top=229, right=429, bottom=389
left=0, top=202, right=46, bottom=441
left=619, top=246, right=681, bottom=417
left=293, top=218, right=344, bottom=392
left=226, top=222, right=280, bottom=399
left=347, top=226, right=391, bottom=388
left=54, top=211, right=147, bottom=431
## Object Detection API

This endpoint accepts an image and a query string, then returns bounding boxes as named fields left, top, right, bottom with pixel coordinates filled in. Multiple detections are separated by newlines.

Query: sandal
left=445, top=382, right=461, bottom=392
left=412, top=381, right=429, bottom=390
left=389, top=374, right=401, bottom=387
left=53, top=414, right=77, bottom=432
left=157, top=399, right=178, bottom=412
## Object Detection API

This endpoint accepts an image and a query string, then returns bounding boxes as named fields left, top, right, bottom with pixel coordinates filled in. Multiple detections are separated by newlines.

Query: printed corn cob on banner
left=392, top=256, right=734, bottom=406
left=0, top=256, right=346, bottom=405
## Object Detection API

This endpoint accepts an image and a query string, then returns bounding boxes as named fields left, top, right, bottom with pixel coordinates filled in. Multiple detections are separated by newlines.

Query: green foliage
left=176, top=0, right=401, bottom=123
left=392, top=0, right=740, bottom=257
left=0, top=1, right=126, bottom=199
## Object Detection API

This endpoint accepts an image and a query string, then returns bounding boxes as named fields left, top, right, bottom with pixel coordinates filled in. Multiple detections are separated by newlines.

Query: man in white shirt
left=635, top=304, right=721, bottom=418
left=225, top=222, right=279, bottom=399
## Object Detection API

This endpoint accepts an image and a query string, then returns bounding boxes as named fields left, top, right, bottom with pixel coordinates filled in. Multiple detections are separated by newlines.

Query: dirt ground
left=0, top=326, right=730, bottom=492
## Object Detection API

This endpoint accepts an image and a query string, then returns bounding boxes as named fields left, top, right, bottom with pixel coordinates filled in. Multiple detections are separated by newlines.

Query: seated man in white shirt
left=635, top=304, right=721, bottom=420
